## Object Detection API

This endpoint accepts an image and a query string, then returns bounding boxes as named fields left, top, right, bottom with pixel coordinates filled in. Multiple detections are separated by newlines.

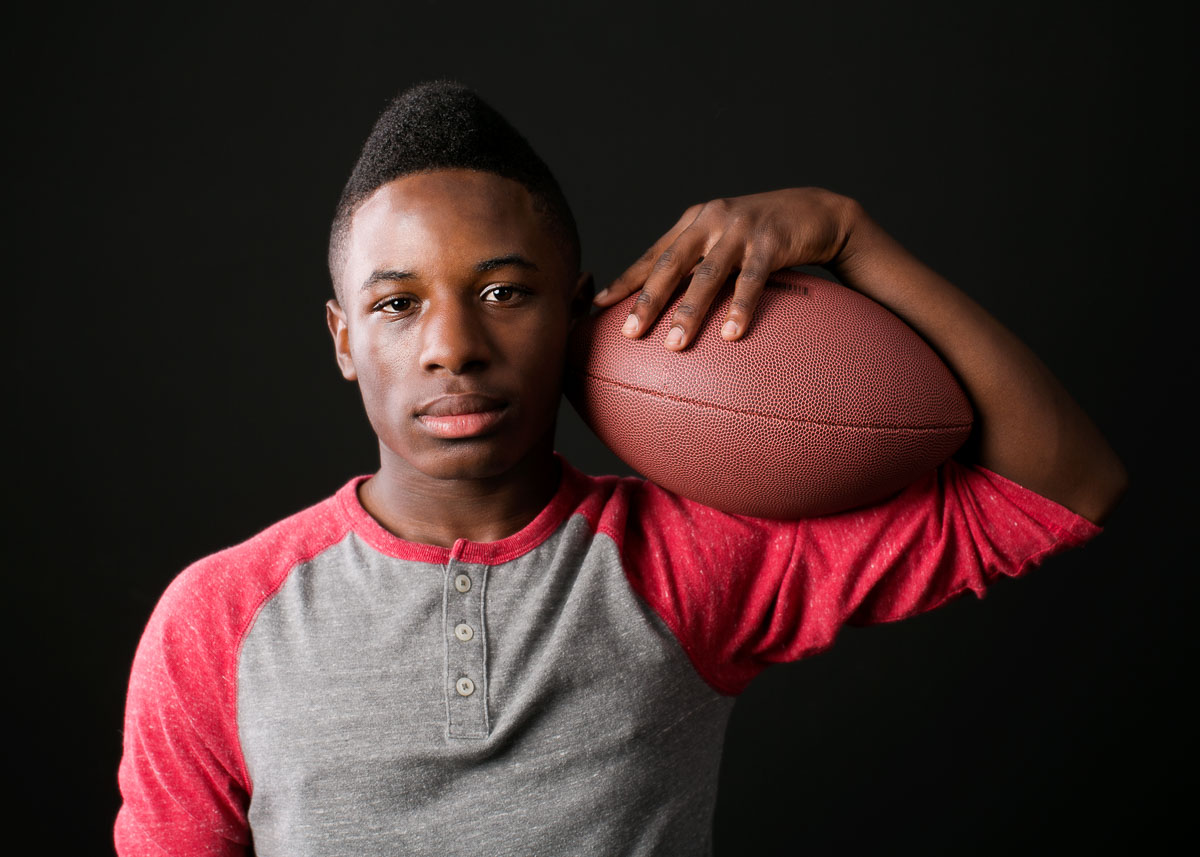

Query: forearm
left=829, top=200, right=1127, bottom=524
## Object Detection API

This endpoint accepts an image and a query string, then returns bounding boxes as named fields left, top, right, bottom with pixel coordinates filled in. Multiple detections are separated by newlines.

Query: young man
left=115, top=82, right=1126, bottom=855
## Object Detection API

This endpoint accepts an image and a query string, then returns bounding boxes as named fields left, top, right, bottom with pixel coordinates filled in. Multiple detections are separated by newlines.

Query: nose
left=419, top=296, right=492, bottom=375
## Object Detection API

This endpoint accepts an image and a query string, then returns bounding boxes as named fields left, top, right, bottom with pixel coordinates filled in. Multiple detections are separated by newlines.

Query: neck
left=358, top=438, right=562, bottom=548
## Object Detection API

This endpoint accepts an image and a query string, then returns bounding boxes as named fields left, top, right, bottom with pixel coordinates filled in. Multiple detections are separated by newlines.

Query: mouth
left=415, top=393, right=510, bottom=440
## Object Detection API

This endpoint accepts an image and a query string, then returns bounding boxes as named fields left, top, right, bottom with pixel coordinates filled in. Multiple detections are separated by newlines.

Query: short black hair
left=328, top=81, right=580, bottom=293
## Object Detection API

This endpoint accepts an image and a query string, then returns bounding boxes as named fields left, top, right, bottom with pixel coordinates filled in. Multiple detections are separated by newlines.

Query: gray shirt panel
left=238, top=512, right=734, bottom=856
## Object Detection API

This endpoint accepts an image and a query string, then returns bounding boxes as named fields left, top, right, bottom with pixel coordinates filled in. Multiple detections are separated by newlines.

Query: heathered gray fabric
left=238, top=512, right=735, bottom=856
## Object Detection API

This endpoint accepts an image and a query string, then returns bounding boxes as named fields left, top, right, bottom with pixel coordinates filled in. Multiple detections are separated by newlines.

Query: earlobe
left=325, top=299, right=358, bottom=381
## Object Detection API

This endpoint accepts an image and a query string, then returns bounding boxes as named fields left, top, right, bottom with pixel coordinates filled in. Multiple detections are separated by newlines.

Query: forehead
left=341, top=169, right=568, bottom=287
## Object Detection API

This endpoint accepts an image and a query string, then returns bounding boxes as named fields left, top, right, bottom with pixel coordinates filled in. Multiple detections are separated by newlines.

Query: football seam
left=572, top=371, right=973, bottom=433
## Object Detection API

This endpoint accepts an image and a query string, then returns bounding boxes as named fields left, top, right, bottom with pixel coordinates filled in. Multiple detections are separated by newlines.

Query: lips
left=417, top=393, right=508, bottom=417
left=415, top=393, right=509, bottom=439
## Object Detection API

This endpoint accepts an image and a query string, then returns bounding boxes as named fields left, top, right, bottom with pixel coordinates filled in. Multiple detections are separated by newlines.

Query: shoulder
left=561, top=460, right=804, bottom=610
left=561, top=458, right=792, bottom=546
left=143, top=481, right=359, bottom=666
left=120, top=482, right=360, bottom=829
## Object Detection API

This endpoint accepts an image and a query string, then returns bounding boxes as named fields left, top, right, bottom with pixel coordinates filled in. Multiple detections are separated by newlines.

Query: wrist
left=826, top=195, right=875, bottom=278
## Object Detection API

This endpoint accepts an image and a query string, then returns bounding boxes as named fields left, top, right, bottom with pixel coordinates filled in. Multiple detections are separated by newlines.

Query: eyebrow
left=475, top=254, right=539, bottom=274
left=361, top=254, right=540, bottom=290
left=361, top=269, right=415, bottom=289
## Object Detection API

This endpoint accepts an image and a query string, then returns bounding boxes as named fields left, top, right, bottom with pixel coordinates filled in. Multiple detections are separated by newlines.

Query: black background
left=11, top=1, right=1192, bottom=853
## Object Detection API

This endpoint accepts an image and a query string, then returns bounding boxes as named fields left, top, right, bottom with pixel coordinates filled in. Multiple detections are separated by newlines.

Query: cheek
left=349, top=331, right=412, bottom=406
left=516, top=325, right=570, bottom=400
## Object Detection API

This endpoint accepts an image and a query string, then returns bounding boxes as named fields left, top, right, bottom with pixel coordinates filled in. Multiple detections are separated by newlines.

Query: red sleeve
left=114, top=562, right=253, bottom=856
left=618, top=460, right=1101, bottom=695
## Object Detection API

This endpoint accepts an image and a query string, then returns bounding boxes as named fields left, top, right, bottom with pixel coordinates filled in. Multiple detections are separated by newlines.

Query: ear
left=569, top=271, right=594, bottom=329
left=325, top=299, right=357, bottom=381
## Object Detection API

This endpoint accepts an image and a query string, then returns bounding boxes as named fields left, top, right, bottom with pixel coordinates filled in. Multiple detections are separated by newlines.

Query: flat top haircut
left=328, top=81, right=581, bottom=294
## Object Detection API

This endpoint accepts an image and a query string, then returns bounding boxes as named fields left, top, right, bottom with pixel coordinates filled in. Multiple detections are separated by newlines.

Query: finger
left=663, top=238, right=741, bottom=350
left=721, top=253, right=772, bottom=340
left=594, top=243, right=665, bottom=307
left=595, top=205, right=703, bottom=307
left=622, top=223, right=715, bottom=339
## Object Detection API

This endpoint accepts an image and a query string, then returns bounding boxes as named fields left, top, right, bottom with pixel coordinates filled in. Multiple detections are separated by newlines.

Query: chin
left=421, top=446, right=521, bottom=481
left=388, top=429, right=556, bottom=483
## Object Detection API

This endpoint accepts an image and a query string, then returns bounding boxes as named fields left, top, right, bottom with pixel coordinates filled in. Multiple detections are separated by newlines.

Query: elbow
left=1076, top=452, right=1129, bottom=526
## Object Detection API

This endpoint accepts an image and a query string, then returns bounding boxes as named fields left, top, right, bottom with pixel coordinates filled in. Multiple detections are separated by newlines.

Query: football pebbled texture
left=564, top=269, right=973, bottom=518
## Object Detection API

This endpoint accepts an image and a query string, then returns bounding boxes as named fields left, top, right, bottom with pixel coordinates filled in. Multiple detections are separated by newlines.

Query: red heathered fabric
left=114, top=458, right=1098, bottom=853
left=601, top=459, right=1099, bottom=695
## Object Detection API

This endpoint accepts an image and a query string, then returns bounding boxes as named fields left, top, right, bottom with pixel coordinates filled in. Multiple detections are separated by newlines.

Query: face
left=327, top=169, right=588, bottom=483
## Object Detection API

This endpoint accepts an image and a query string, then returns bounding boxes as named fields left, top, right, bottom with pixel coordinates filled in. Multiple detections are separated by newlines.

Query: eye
left=482, top=284, right=527, bottom=303
left=376, top=296, right=416, bottom=314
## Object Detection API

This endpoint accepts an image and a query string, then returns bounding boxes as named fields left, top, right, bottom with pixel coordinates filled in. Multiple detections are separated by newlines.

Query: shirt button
left=456, top=677, right=475, bottom=697
left=454, top=623, right=474, bottom=642
left=454, top=574, right=472, bottom=593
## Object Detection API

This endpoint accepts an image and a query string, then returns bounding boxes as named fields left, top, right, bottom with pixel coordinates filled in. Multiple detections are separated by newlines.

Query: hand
left=593, top=188, right=858, bottom=349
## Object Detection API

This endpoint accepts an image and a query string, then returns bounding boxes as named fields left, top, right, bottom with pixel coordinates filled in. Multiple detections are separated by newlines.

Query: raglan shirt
left=115, top=456, right=1099, bottom=856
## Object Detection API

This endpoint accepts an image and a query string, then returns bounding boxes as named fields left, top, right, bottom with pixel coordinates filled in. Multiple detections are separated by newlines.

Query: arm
left=116, top=570, right=252, bottom=856
left=594, top=188, right=1127, bottom=524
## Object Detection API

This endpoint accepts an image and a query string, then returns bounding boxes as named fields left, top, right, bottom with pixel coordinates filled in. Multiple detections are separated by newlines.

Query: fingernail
left=665, top=326, right=684, bottom=348
left=593, top=288, right=610, bottom=304
left=622, top=314, right=639, bottom=336
left=721, top=320, right=739, bottom=339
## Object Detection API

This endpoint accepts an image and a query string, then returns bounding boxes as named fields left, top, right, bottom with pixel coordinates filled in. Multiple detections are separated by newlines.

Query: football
left=565, top=270, right=973, bottom=518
